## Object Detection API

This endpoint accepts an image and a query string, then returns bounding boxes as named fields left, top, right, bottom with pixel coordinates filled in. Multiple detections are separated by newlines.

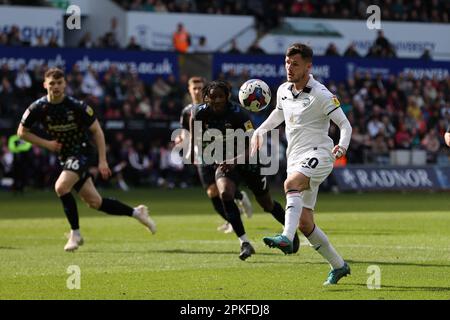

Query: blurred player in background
left=252, top=43, right=352, bottom=285
left=17, top=68, right=156, bottom=252
left=191, top=80, right=299, bottom=260
left=177, top=76, right=252, bottom=234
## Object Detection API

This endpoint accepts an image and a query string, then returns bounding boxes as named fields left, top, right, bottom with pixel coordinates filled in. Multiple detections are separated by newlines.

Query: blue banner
left=213, top=54, right=450, bottom=86
left=333, top=166, right=450, bottom=191
left=0, top=46, right=178, bottom=83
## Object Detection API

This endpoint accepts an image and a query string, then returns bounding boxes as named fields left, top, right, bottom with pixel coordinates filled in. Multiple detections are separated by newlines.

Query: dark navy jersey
left=192, top=102, right=254, bottom=134
left=192, top=102, right=255, bottom=162
left=21, top=95, right=97, bottom=161
left=180, top=103, right=194, bottom=130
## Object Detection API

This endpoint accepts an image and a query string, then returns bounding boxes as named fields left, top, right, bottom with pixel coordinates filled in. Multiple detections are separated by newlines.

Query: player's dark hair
left=202, top=80, right=230, bottom=101
left=188, top=76, right=205, bottom=87
left=286, top=43, right=313, bottom=62
left=45, top=68, right=65, bottom=79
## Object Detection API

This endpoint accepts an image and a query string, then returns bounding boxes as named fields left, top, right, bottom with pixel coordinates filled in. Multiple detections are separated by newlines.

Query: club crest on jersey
left=244, top=120, right=254, bottom=132
left=301, top=97, right=311, bottom=108
left=86, top=106, right=94, bottom=116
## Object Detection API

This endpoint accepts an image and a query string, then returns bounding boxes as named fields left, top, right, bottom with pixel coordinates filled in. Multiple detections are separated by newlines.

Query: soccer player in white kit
left=251, top=43, right=352, bottom=285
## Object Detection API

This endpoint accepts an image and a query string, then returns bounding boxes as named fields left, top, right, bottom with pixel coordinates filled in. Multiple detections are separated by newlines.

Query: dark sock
left=99, top=198, right=134, bottom=216
left=59, top=193, right=79, bottom=230
left=211, top=196, right=228, bottom=221
left=269, top=201, right=285, bottom=225
left=234, top=190, right=243, bottom=201
left=223, top=199, right=245, bottom=237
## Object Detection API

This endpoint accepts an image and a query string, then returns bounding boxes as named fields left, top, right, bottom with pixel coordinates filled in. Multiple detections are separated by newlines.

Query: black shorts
left=61, top=153, right=95, bottom=192
left=216, top=164, right=269, bottom=196
left=196, top=164, right=217, bottom=189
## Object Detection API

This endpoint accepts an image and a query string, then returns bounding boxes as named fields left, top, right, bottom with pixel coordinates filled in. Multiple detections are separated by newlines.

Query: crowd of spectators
left=1, top=61, right=449, bottom=191
left=114, top=0, right=450, bottom=24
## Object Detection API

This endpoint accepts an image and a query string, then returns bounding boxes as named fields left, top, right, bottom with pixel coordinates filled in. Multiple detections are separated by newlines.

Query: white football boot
left=133, top=205, right=157, bottom=234
left=64, top=230, right=84, bottom=252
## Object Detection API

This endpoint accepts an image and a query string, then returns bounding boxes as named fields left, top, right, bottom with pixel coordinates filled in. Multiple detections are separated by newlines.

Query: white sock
left=307, top=225, right=345, bottom=270
left=71, top=229, right=81, bottom=237
left=239, top=234, right=250, bottom=245
left=282, top=191, right=302, bottom=241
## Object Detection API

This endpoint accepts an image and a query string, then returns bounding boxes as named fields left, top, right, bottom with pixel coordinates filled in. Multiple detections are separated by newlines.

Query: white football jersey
left=276, top=74, right=341, bottom=165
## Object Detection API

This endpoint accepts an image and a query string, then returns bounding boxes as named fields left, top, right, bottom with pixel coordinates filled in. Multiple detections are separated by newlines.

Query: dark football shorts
left=61, top=153, right=95, bottom=192
left=216, top=164, right=269, bottom=196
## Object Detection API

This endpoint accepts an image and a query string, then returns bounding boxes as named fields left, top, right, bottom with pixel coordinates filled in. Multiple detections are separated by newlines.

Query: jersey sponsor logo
left=332, top=96, right=341, bottom=107
left=85, top=105, right=94, bottom=117
left=244, top=120, right=254, bottom=131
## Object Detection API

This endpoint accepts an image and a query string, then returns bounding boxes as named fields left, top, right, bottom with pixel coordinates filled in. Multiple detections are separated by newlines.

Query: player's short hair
left=202, top=80, right=230, bottom=101
left=286, top=43, right=313, bottom=62
left=188, top=76, right=205, bottom=87
left=45, top=68, right=65, bottom=80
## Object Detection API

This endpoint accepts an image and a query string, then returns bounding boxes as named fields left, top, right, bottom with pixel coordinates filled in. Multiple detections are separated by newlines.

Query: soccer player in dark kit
left=17, top=68, right=156, bottom=252
left=190, top=80, right=299, bottom=261
left=178, top=76, right=252, bottom=234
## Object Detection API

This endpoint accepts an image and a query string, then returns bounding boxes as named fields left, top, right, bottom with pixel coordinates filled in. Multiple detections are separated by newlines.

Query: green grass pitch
left=0, top=188, right=449, bottom=300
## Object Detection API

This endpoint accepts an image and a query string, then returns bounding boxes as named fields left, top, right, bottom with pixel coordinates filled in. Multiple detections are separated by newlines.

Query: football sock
left=98, top=198, right=134, bottom=216
left=238, top=234, right=250, bottom=245
left=307, top=225, right=345, bottom=270
left=282, top=190, right=302, bottom=241
left=234, top=190, right=243, bottom=201
left=59, top=193, right=79, bottom=230
left=211, top=196, right=228, bottom=221
left=222, top=199, right=245, bottom=237
left=268, top=201, right=285, bottom=225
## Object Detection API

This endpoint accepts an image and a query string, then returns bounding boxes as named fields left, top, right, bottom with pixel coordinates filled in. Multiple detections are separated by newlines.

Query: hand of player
left=98, top=160, right=112, bottom=180
left=47, top=140, right=62, bottom=153
left=250, top=132, right=263, bottom=157
left=332, top=145, right=347, bottom=159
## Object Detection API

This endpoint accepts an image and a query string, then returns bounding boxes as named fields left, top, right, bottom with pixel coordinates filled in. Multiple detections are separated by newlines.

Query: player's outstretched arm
left=17, top=123, right=62, bottom=153
left=251, top=108, right=284, bottom=156
left=89, top=120, right=111, bottom=179
left=329, top=108, right=352, bottom=159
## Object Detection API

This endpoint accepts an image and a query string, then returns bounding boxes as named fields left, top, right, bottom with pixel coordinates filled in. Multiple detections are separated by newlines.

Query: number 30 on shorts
left=301, top=157, right=319, bottom=169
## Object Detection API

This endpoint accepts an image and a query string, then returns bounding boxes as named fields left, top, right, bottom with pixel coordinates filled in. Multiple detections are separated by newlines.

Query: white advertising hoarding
left=260, top=18, right=450, bottom=61
left=0, top=6, right=64, bottom=46
left=126, top=12, right=254, bottom=52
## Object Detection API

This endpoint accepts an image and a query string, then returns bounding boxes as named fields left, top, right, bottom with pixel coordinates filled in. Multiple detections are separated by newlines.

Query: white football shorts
left=287, top=147, right=334, bottom=209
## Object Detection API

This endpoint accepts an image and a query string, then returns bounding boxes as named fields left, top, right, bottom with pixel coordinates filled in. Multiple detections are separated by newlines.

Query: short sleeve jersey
left=20, top=96, right=97, bottom=161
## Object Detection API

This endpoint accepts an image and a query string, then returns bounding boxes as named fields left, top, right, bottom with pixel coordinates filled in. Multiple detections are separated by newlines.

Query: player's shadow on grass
left=346, top=259, right=450, bottom=269
left=0, top=246, right=19, bottom=250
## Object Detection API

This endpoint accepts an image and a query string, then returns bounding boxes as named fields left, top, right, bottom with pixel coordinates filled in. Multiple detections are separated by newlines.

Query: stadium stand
left=0, top=0, right=449, bottom=191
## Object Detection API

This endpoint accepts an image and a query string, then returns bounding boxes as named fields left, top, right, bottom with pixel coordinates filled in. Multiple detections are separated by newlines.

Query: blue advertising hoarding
left=333, top=166, right=450, bottom=191
left=0, top=46, right=178, bottom=83
left=213, top=54, right=450, bottom=86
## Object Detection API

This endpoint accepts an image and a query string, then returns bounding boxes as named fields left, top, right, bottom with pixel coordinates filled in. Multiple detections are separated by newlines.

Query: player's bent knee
left=55, top=184, right=71, bottom=197
left=83, top=196, right=102, bottom=209
left=206, top=185, right=219, bottom=198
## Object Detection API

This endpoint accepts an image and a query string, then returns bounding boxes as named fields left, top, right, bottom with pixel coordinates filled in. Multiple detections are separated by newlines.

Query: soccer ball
left=238, top=79, right=271, bottom=112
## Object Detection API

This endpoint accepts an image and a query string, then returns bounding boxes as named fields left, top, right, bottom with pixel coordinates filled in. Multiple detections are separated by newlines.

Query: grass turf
left=0, top=188, right=449, bottom=300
